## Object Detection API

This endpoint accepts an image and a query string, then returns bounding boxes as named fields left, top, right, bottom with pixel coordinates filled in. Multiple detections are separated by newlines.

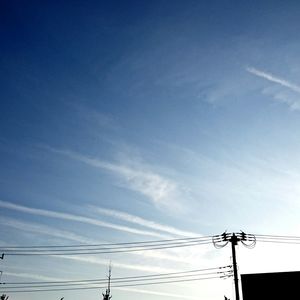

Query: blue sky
left=2, top=1, right=300, bottom=299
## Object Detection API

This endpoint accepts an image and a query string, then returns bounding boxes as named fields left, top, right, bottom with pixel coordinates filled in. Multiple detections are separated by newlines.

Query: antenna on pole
left=108, top=261, right=112, bottom=296
left=102, top=262, right=112, bottom=300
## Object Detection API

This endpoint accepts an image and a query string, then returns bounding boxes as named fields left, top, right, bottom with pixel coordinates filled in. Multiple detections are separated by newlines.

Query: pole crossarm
left=212, top=231, right=256, bottom=249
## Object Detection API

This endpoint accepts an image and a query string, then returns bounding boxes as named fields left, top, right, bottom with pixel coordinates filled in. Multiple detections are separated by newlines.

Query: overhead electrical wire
left=254, top=233, right=300, bottom=239
left=2, top=239, right=211, bottom=252
left=1, top=241, right=212, bottom=256
left=5, top=233, right=300, bottom=254
left=2, top=266, right=230, bottom=285
left=1, top=266, right=232, bottom=287
left=1, top=235, right=213, bottom=249
left=1, top=276, right=232, bottom=293
left=2, top=271, right=232, bottom=289
left=4, top=232, right=300, bottom=257
left=6, top=231, right=300, bottom=294
left=251, top=233, right=300, bottom=245
left=0, top=236, right=214, bottom=256
left=0, top=266, right=232, bottom=293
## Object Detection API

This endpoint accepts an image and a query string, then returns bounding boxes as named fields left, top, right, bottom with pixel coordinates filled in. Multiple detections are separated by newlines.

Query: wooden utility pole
left=230, top=234, right=240, bottom=300
left=213, top=232, right=256, bottom=300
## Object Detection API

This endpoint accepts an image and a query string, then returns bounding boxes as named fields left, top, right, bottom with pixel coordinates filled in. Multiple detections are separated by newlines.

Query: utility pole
left=213, top=232, right=256, bottom=300
left=230, top=234, right=240, bottom=300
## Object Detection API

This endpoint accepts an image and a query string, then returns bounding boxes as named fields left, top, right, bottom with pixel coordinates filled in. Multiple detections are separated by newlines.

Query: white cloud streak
left=246, top=67, right=300, bottom=93
left=0, top=216, right=200, bottom=265
left=45, top=147, right=181, bottom=210
left=0, top=216, right=96, bottom=244
left=246, top=67, right=300, bottom=110
left=117, top=287, right=199, bottom=300
left=3, top=272, right=199, bottom=299
left=57, top=255, right=177, bottom=273
left=3, top=272, right=67, bottom=282
left=0, top=200, right=168, bottom=238
left=91, top=206, right=199, bottom=237
left=134, top=248, right=211, bottom=265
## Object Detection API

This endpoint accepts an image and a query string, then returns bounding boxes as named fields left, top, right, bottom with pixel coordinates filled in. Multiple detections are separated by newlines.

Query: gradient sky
left=2, top=1, right=300, bottom=300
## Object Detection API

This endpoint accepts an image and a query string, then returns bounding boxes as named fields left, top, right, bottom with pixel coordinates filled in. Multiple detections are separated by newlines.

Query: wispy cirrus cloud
left=0, top=216, right=204, bottom=266
left=45, top=147, right=183, bottom=211
left=3, top=270, right=199, bottom=300
left=0, top=200, right=168, bottom=238
left=118, top=287, right=199, bottom=300
left=3, top=271, right=67, bottom=282
left=2, top=272, right=199, bottom=300
left=3, top=271, right=199, bottom=300
left=0, top=214, right=204, bottom=265
left=246, top=66, right=300, bottom=110
left=0, top=216, right=97, bottom=244
left=91, top=206, right=199, bottom=237
left=246, top=67, right=300, bottom=93
left=58, top=255, right=177, bottom=273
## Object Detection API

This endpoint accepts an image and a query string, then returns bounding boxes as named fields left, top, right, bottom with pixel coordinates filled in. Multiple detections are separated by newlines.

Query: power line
left=0, top=235, right=213, bottom=250
left=2, top=239, right=211, bottom=252
left=253, top=233, right=300, bottom=239
left=255, top=240, right=300, bottom=245
left=1, top=242, right=212, bottom=256
left=2, top=266, right=230, bottom=285
left=252, top=233, right=300, bottom=245
left=4, top=233, right=300, bottom=253
left=1, top=240, right=213, bottom=256
left=2, top=271, right=233, bottom=289
left=1, top=266, right=232, bottom=293
left=1, top=274, right=232, bottom=293
left=4, top=231, right=300, bottom=295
